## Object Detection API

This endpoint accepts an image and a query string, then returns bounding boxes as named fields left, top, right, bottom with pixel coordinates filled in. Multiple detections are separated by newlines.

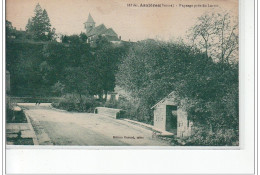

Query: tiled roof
left=151, top=91, right=176, bottom=109
left=85, top=14, right=119, bottom=40
left=104, top=35, right=120, bottom=41
left=87, top=24, right=118, bottom=38
left=86, top=13, right=95, bottom=23
left=87, top=24, right=107, bottom=36
left=104, top=28, right=118, bottom=37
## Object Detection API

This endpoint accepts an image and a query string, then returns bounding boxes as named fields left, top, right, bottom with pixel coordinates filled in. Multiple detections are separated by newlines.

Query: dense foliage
left=188, top=12, right=239, bottom=63
left=51, top=94, right=102, bottom=112
left=116, top=39, right=238, bottom=144
left=26, top=3, right=55, bottom=41
left=6, top=18, right=130, bottom=99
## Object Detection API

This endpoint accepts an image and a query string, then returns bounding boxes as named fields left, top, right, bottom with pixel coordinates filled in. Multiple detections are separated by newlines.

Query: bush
left=6, top=99, right=27, bottom=123
left=6, top=104, right=14, bottom=122
left=104, top=98, right=119, bottom=108
left=51, top=94, right=101, bottom=112
left=103, top=96, right=153, bottom=123
left=183, top=126, right=239, bottom=146
left=117, top=98, right=139, bottom=121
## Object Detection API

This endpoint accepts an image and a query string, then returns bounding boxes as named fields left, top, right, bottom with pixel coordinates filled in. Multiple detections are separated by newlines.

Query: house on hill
left=151, top=92, right=193, bottom=138
left=84, top=13, right=120, bottom=43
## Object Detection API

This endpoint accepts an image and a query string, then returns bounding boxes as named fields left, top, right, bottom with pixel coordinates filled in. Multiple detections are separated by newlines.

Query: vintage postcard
left=6, top=0, right=239, bottom=146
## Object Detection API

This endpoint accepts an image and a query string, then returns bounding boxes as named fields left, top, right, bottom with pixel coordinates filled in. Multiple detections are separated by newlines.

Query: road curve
left=18, top=103, right=170, bottom=146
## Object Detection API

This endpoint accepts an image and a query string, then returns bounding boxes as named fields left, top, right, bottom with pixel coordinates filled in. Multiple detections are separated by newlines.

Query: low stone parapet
left=13, top=106, right=22, bottom=111
left=94, top=107, right=125, bottom=119
left=124, top=119, right=174, bottom=136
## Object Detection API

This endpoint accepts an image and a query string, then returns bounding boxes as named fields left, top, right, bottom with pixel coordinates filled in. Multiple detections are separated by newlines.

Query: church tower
left=84, top=13, right=95, bottom=34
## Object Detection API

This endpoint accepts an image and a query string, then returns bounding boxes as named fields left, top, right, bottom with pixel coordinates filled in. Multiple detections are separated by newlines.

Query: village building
left=94, top=92, right=120, bottom=101
left=151, top=92, right=193, bottom=138
left=104, top=92, right=119, bottom=101
left=55, top=33, right=63, bottom=43
left=84, top=13, right=120, bottom=43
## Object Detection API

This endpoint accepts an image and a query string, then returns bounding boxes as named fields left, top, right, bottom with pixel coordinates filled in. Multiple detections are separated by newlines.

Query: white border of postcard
left=2, top=0, right=257, bottom=174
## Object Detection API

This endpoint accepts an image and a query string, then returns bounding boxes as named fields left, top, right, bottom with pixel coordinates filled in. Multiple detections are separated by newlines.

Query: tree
left=116, top=40, right=199, bottom=122
left=189, top=12, right=238, bottom=63
left=6, top=20, right=15, bottom=39
left=61, top=33, right=88, bottom=44
left=79, top=32, right=88, bottom=43
left=26, top=3, right=55, bottom=41
left=90, top=36, right=129, bottom=100
left=51, top=81, right=65, bottom=96
left=116, top=39, right=238, bottom=132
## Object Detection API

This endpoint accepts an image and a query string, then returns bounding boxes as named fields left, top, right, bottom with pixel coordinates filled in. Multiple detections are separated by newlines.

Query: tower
left=84, top=13, right=95, bottom=34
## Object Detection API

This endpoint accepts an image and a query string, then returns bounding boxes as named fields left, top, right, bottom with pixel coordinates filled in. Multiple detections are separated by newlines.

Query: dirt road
left=18, top=103, right=170, bottom=146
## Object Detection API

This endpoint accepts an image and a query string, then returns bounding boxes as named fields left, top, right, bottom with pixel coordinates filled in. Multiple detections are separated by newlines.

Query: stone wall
left=94, top=107, right=124, bottom=119
left=177, top=109, right=192, bottom=137
left=153, top=102, right=192, bottom=138
left=153, top=104, right=166, bottom=131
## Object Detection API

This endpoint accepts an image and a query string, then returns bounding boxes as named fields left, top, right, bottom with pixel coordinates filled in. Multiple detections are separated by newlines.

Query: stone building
left=94, top=92, right=119, bottom=101
left=104, top=92, right=119, bottom=101
left=151, top=92, right=193, bottom=138
left=84, top=13, right=120, bottom=43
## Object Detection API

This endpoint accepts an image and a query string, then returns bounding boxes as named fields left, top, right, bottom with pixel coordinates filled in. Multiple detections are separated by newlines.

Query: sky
left=6, top=0, right=238, bottom=41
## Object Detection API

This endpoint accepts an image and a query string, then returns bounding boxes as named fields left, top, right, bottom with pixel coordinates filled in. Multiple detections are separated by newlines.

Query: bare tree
left=189, top=12, right=238, bottom=63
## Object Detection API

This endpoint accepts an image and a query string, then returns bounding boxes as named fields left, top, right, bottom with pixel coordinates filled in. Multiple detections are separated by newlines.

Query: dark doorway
left=166, top=105, right=177, bottom=134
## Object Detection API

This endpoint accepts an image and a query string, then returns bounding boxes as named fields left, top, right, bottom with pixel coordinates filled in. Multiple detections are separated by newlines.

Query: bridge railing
left=94, top=107, right=125, bottom=119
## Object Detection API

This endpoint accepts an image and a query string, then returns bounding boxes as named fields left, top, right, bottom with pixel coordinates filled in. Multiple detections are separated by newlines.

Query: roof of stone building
left=104, top=28, right=118, bottom=37
left=87, top=24, right=107, bottom=36
left=104, top=35, right=120, bottom=41
left=87, top=24, right=118, bottom=38
left=85, top=13, right=119, bottom=40
left=151, top=91, right=176, bottom=109
left=85, top=13, right=95, bottom=23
